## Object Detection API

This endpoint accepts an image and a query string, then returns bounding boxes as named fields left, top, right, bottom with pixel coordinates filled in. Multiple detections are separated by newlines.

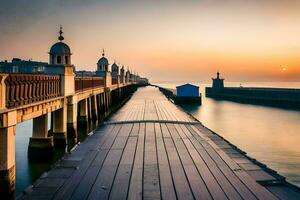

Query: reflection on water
left=15, top=115, right=99, bottom=197
left=158, top=82, right=300, bottom=186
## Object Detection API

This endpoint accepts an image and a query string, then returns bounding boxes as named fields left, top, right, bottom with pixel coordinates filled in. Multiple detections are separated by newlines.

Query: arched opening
left=57, top=56, right=62, bottom=64
left=65, top=56, right=69, bottom=64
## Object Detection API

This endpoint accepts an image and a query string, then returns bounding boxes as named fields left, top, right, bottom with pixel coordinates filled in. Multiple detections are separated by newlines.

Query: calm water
left=15, top=82, right=300, bottom=196
left=156, top=81, right=300, bottom=187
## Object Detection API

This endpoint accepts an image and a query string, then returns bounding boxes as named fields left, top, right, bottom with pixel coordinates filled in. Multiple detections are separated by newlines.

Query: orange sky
left=1, top=0, right=300, bottom=82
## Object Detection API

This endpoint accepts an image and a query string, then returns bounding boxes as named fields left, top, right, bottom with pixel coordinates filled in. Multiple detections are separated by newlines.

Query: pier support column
left=101, top=93, right=107, bottom=117
left=87, top=97, right=92, bottom=121
left=0, top=125, right=16, bottom=199
left=67, top=96, right=77, bottom=142
left=96, top=94, right=101, bottom=121
left=52, top=106, right=67, bottom=148
left=91, top=95, right=98, bottom=122
left=28, top=114, right=53, bottom=158
left=98, top=93, right=104, bottom=120
left=105, top=91, right=110, bottom=117
left=78, top=99, right=88, bottom=127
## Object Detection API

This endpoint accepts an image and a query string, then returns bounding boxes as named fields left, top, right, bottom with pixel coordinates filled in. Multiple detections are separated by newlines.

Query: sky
left=1, top=0, right=300, bottom=82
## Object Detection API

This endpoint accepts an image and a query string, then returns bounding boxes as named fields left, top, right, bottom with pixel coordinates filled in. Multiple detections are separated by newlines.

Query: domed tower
left=120, top=66, right=125, bottom=83
left=111, top=62, right=119, bottom=77
left=49, top=26, right=72, bottom=65
left=97, top=50, right=109, bottom=73
left=125, top=67, right=131, bottom=83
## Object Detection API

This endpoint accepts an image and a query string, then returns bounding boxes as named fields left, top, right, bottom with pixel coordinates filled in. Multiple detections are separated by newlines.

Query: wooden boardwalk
left=21, top=87, right=300, bottom=200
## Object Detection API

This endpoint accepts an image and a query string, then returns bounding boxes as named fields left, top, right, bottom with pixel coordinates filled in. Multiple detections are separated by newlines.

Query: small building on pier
left=175, top=83, right=201, bottom=104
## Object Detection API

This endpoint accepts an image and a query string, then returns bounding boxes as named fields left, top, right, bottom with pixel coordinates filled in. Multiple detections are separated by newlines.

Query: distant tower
left=49, top=25, right=72, bottom=65
left=97, top=49, right=109, bottom=75
left=125, top=67, right=131, bottom=83
left=120, top=65, right=125, bottom=76
left=212, top=71, right=224, bottom=90
left=111, top=61, right=119, bottom=77
left=120, top=66, right=125, bottom=83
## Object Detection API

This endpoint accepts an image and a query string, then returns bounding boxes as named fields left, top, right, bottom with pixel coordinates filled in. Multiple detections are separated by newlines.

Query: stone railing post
left=105, top=72, right=112, bottom=88
left=0, top=74, right=8, bottom=109
left=117, top=75, right=121, bottom=86
left=61, top=66, right=75, bottom=96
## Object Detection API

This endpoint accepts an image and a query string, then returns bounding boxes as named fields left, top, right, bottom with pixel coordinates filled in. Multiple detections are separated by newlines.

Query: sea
left=15, top=81, right=300, bottom=197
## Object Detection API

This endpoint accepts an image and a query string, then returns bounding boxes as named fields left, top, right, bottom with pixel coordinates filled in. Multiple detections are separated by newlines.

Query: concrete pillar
left=105, top=92, right=110, bottom=117
left=87, top=97, right=92, bottom=121
left=96, top=95, right=101, bottom=121
left=105, top=72, right=112, bottom=88
left=28, top=114, right=53, bottom=158
left=101, top=93, right=106, bottom=117
left=67, top=96, right=77, bottom=141
left=0, top=125, right=16, bottom=199
left=78, top=99, right=88, bottom=125
left=61, top=66, right=75, bottom=96
left=91, top=95, right=98, bottom=122
left=52, top=106, right=67, bottom=147
left=108, top=91, right=112, bottom=108
left=98, top=93, right=104, bottom=120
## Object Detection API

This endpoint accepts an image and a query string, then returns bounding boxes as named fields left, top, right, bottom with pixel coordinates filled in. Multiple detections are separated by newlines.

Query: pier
left=0, top=68, right=144, bottom=198
left=206, top=72, right=300, bottom=108
left=0, top=27, right=149, bottom=199
left=20, top=86, right=300, bottom=200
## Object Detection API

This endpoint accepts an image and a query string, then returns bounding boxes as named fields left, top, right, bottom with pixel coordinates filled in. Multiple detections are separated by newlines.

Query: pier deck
left=21, top=87, right=300, bottom=200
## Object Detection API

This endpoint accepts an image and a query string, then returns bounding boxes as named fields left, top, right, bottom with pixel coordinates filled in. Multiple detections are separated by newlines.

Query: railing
left=75, top=77, right=104, bottom=92
left=4, top=74, right=61, bottom=108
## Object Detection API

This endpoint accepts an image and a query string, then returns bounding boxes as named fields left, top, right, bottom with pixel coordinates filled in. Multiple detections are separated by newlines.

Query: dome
left=98, top=56, right=108, bottom=65
left=50, top=42, right=71, bottom=55
left=111, top=62, right=118, bottom=70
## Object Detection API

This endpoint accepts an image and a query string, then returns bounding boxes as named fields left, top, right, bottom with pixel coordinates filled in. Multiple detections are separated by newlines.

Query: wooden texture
left=22, top=86, right=299, bottom=200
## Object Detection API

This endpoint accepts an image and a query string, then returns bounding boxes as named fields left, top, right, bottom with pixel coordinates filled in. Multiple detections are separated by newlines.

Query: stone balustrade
left=3, top=74, right=61, bottom=108
left=75, top=76, right=104, bottom=92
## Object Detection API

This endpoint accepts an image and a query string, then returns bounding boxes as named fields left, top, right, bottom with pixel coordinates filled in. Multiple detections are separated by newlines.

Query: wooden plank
left=153, top=101, right=164, bottom=121
left=88, top=124, right=133, bottom=199
left=143, top=123, right=161, bottom=200
left=191, top=125, right=278, bottom=200
left=128, top=123, right=145, bottom=200
left=246, top=170, right=277, bottom=182
left=154, top=123, right=177, bottom=200
left=109, top=136, right=138, bottom=200
left=167, top=124, right=213, bottom=200
left=183, top=126, right=244, bottom=199
left=161, top=123, right=194, bottom=200
left=100, top=125, right=123, bottom=150
left=178, top=135, right=229, bottom=200
left=130, top=122, right=140, bottom=137
left=53, top=125, right=119, bottom=200
left=87, top=150, right=123, bottom=199
left=69, top=150, right=108, bottom=200
left=182, top=124, right=258, bottom=200
left=161, top=101, right=177, bottom=121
